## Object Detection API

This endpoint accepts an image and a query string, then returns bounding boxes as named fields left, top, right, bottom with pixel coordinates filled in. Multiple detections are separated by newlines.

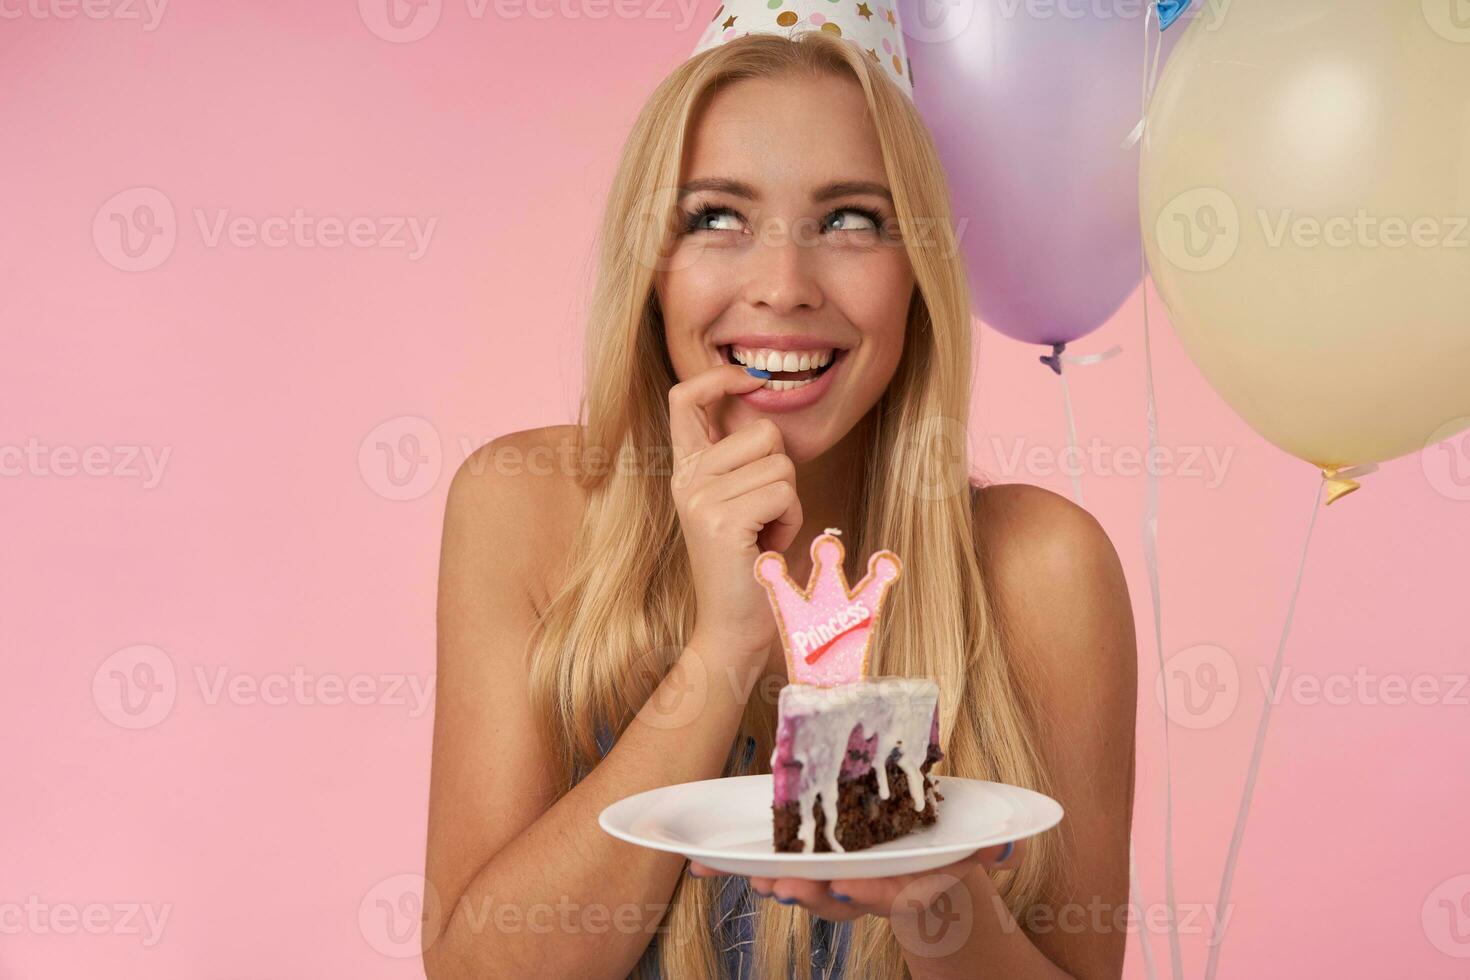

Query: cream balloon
left=1141, top=0, right=1470, bottom=470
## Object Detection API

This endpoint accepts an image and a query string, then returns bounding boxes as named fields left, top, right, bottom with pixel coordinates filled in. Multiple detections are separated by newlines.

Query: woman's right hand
left=669, top=364, right=804, bottom=664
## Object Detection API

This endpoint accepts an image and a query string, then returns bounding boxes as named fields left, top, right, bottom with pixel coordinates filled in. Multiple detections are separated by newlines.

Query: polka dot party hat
left=691, top=0, right=914, bottom=99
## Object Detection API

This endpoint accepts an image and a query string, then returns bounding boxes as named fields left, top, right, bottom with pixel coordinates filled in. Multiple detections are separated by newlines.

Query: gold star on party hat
left=691, top=0, right=914, bottom=99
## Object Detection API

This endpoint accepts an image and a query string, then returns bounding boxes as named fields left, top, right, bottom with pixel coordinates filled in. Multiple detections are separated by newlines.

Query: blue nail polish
left=776, top=896, right=798, bottom=905
left=745, top=367, right=772, bottom=379
left=997, top=841, right=1015, bottom=862
left=829, top=891, right=851, bottom=903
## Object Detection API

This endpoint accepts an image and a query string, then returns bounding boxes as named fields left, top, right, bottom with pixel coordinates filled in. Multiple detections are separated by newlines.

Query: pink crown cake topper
left=754, top=528, right=902, bottom=687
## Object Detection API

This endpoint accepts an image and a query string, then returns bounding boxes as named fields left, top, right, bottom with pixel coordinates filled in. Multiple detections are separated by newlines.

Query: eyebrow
left=677, top=177, right=893, bottom=204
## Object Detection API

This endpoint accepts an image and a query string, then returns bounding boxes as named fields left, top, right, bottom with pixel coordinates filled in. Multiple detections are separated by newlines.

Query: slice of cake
left=755, top=528, right=944, bottom=854
left=772, top=678, right=944, bottom=852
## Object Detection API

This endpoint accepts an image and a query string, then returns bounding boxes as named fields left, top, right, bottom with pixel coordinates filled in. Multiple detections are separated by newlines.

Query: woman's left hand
left=688, top=841, right=1021, bottom=922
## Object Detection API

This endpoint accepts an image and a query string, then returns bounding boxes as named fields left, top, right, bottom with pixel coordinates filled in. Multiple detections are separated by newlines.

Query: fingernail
left=997, top=841, right=1015, bottom=862
left=754, top=888, right=773, bottom=898
left=775, top=896, right=798, bottom=905
left=829, top=891, right=850, bottom=902
left=687, top=868, right=706, bottom=877
left=745, top=367, right=772, bottom=379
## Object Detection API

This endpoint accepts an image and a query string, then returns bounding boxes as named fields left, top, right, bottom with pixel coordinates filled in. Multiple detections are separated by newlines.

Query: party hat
left=691, top=0, right=914, bottom=99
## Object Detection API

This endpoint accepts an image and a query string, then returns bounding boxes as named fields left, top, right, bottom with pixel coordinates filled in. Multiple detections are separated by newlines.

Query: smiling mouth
left=720, top=345, right=845, bottom=391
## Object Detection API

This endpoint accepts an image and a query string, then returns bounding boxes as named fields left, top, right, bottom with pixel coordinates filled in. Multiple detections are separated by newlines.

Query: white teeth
left=760, top=377, right=817, bottom=392
left=728, top=345, right=836, bottom=372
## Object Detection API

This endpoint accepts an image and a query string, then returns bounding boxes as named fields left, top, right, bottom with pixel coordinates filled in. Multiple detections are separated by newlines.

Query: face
left=653, top=71, right=916, bottom=463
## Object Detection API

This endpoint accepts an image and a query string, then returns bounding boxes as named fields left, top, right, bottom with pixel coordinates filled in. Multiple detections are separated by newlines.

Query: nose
left=740, top=217, right=824, bottom=315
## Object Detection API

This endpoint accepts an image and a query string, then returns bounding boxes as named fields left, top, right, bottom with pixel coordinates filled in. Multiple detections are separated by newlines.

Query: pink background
left=3, top=3, right=1468, bottom=977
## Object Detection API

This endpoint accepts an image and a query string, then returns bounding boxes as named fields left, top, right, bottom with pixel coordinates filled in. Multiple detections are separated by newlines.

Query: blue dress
left=593, top=724, right=850, bottom=979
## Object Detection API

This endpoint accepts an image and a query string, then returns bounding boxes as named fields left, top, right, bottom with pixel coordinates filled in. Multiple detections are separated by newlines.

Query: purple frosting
left=772, top=708, right=941, bottom=806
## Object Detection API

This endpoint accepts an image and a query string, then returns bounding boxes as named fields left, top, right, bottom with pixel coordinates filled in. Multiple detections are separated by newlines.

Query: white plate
left=598, top=773, right=1063, bottom=880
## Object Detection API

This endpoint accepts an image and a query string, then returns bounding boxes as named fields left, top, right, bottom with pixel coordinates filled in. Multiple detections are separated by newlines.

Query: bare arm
left=950, top=483, right=1137, bottom=979
left=422, top=439, right=754, bottom=979
left=424, top=367, right=803, bottom=979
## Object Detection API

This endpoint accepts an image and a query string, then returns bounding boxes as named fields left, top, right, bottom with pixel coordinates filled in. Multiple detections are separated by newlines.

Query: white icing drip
left=778, top=677, right=939, bottom=853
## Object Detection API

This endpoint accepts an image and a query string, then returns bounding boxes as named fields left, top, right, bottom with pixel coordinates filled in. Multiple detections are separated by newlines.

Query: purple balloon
left=900, top=0, right=1179, bottom=347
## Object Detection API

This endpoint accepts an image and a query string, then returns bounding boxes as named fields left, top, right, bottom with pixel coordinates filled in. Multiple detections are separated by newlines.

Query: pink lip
left=736, top=350, right=844, bottom=413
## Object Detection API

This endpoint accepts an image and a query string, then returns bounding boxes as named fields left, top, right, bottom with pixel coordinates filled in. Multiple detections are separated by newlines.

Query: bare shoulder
left=442, top=424, right=589, bottom=610
left=972, top=482, right=1136, bottom=702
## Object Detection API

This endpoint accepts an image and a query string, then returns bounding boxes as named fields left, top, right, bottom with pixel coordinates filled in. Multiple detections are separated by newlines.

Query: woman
left=423, top=31, right=1136, bottom=980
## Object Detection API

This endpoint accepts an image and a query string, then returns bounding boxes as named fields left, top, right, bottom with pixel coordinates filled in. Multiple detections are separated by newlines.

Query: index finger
left=667, top=363, right=769, bottom=463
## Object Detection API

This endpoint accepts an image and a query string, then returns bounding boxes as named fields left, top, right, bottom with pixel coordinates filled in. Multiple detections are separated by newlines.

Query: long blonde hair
left=526, top=31, right=1061, bottom=980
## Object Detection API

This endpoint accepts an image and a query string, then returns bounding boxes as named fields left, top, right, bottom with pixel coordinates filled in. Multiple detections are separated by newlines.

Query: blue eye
left=683, top=203, right=742, bottom=234
left=824, top=207, right=884, bottom=233
left=678, top=203, right=889, bottom=236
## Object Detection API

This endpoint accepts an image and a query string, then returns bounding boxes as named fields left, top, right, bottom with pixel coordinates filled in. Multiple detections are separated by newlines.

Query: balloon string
left=1137, top=5, right=1183, bottom=980
left=1121, top=0, right=1166, bottom=149
left=1043, top=338, right=1151, bottom=980
left=1203, top=475, right=1326, bottom=980
left=1058, top=366, right=1085, bottom=507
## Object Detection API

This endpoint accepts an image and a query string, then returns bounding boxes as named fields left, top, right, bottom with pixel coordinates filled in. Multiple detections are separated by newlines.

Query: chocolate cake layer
left=773, top=743, right=944, bottom=853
